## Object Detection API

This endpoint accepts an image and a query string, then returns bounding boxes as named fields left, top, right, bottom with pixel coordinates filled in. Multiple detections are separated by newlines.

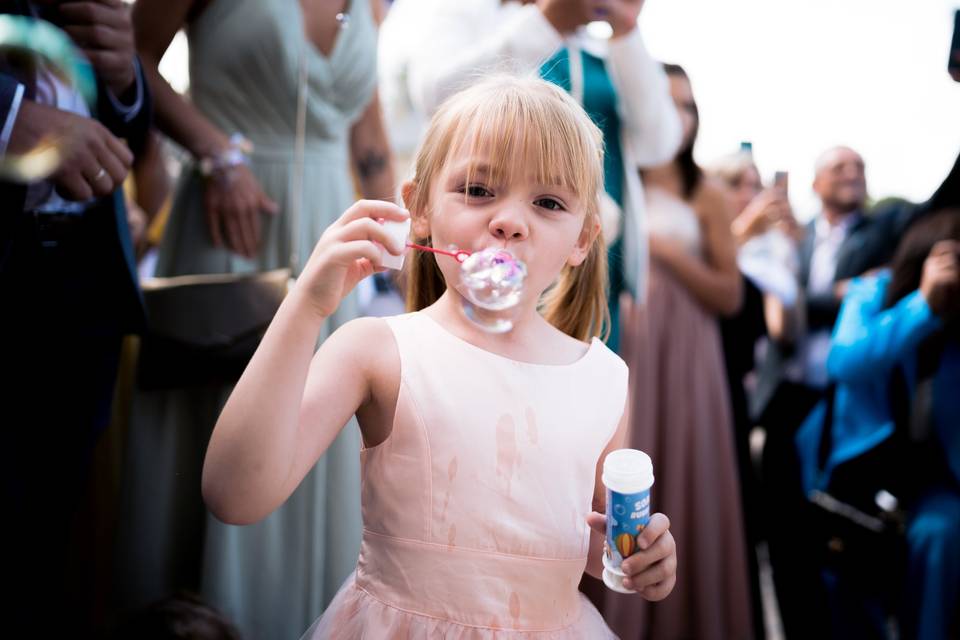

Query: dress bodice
left=355, top=313, right=628, bottom=631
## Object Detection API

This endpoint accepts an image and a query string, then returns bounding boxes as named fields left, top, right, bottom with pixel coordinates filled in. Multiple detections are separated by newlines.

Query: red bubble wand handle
left=406, top=242, right=471, bottom=263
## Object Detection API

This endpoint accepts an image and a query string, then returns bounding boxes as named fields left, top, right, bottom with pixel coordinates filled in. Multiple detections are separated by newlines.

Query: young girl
left=202, top=76, right=677, bottom=638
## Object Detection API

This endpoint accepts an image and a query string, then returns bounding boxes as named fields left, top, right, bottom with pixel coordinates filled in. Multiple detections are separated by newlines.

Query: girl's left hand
left=588, top=511, right=677, bottom=600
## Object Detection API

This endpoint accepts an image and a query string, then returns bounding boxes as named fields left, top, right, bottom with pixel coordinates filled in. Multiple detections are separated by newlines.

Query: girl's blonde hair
left=404, top=75, right=609, bottom=342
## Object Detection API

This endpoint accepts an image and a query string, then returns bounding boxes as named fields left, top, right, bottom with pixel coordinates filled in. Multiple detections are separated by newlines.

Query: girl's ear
left=568, top=213, right=601, bottom=267
left=402, top=180, right=430, bottom=238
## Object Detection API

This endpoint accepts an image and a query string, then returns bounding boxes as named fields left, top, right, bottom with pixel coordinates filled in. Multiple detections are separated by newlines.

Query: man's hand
left=57, top=0, right=137, bottom=99
left=9, top=100, right=132, bottom=200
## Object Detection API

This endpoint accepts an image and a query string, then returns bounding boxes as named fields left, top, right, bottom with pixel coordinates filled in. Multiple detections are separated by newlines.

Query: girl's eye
left=464, top=184, right=492, bottom=198
left=535, top=197, right=565, bottom=211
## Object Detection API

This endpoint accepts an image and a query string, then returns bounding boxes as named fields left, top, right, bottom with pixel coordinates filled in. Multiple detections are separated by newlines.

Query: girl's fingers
left=329, top=240, right=383, bottom=267
left=637, top=513, right=670, bottom=550
left=336, top=217, right=406, bottom=254
left=338, top=199, right=409, bottom=226
left=639, top=573, right=676, bottom=601
left=621, top=527, right=674, bottom=576
left=624, top=550, right=677, bottom=590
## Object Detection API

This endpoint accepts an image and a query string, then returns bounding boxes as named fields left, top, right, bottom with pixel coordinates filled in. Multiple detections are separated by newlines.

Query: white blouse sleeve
left=405, top=2, right=564, bottom=115
left=605, top=28, right=682, bottom=168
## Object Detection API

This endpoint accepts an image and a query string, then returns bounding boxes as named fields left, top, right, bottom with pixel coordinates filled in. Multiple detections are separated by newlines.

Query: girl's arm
left=826, top=276, right=943, bottom=385
left=202, top=201, right=409, bottom=525
left=652, top=181, right=744, bottom=317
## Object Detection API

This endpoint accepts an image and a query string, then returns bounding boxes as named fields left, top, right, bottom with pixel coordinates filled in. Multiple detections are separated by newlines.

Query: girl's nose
left=489, top=209, right=528, bottom=242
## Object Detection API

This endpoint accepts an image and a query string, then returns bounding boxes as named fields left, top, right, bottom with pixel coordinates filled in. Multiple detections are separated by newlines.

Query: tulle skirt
left=301, top=573, right=618, bottom=639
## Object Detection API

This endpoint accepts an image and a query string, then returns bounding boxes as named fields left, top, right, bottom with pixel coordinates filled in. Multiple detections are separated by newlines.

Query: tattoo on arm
left=356, top=149, right=389, bottom=180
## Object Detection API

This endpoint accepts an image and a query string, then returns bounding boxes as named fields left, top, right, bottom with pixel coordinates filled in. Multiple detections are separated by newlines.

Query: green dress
left=116, top=1, right=375, bottom=638
left=540, top=48, right=627, bottom=351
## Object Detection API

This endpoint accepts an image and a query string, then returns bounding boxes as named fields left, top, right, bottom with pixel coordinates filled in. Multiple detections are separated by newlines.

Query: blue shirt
left=796, top=272, right=960, bottom=494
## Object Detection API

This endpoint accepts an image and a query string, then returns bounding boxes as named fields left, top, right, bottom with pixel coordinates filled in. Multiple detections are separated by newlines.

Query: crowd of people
left=1, top=1, right=958, bottom=639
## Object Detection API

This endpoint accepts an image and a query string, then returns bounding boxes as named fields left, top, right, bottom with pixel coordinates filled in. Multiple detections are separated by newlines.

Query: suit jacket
left=0, top=1, right=152, bottom=334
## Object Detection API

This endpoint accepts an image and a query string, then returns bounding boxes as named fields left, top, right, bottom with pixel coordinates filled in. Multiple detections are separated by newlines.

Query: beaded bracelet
left=198, top=133, right=254, bottom=179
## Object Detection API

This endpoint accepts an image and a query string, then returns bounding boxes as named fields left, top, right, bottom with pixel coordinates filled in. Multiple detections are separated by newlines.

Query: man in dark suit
left=0, top=0, right=151, bottom=630
left=755, top=143, right=960, bottom=638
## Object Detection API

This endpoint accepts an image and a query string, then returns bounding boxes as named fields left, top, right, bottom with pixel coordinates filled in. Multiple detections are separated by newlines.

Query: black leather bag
left=136, top=269, right=290, bottom=389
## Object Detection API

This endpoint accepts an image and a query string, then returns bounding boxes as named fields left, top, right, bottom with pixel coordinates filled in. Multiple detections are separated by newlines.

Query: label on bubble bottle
left=604, top=486, right=651, bottom=573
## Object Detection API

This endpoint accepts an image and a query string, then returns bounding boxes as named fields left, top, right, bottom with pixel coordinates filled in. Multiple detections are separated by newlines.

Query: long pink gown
left=302, top=312, right=628, bottom=638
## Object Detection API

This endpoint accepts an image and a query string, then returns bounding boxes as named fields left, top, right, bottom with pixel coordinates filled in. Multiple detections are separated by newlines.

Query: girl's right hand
left=296, top=200, right=409, bottom=318
left=203, top=163, right=280, bottom=258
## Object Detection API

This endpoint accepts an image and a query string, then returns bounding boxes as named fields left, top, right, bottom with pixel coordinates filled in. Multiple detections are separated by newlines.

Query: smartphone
left=950, top=10, right=960, bottom=82
left=773, top=171, right=789, bottom=196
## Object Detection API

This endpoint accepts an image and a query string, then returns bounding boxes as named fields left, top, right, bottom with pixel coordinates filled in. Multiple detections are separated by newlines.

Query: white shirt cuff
left=0, top=82, right=25, bottom=156
left=105, top=58, right=144, bottom=123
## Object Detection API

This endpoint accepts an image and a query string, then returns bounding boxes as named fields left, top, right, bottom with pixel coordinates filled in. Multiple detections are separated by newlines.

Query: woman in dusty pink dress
left=602, top=64, right=755, bottom=640
left=201, top=76, right=680, bottom=638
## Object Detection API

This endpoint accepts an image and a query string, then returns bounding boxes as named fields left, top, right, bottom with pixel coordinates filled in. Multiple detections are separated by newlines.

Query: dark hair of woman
left=885, top=208, right=960, bottom=374
left=662, top=63, right=703, bottom=199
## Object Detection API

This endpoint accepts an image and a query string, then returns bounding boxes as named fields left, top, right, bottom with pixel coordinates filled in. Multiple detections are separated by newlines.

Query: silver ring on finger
left=92, top=167, right=108, bottom=182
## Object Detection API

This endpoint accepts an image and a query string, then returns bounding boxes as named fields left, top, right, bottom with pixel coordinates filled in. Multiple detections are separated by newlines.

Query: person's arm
left=133, top=0, right=278, bottom=258
left=349, top=89, right=396, bottom=201
left=202, top=200, right=409, bottom=525
left=604, top=8, right=682, bottom=168
left=826, top=277, right=942, bottom=385
left=651, top=182, right=744, bottom=316
left=404, top=1, right=571, bottom=115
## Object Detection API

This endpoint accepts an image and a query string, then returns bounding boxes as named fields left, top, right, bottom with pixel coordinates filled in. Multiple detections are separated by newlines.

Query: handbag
left=136, top=48, right=310, bottom=389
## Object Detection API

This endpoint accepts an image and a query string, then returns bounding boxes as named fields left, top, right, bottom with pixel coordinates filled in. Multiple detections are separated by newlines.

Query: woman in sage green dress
left=116, top=1, right=393, bottom=638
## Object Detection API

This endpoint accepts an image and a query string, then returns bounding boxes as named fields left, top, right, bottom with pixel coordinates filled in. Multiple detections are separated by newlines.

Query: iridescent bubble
left=455, top=248, right=526, bottom=333
left=0, top=15, right=97, bottom=181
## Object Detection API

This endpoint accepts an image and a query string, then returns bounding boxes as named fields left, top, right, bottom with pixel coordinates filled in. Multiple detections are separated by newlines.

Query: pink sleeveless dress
left=301, top=312, right=628, bottom=638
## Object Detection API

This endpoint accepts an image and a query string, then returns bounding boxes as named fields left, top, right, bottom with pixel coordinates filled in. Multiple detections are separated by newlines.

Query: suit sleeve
left=0, top=73, right=26, bottom=156
left=95, top=57, right=152, bottom=157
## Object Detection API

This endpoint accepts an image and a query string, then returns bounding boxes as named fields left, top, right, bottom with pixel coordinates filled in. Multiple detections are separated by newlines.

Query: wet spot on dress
left=525, top=406, right=538, bottom=445
left=440, top=457, right=458, bottom=521
left=496, top=414, right=519, bottom=494
left=509, top=591, right=521, bottom=627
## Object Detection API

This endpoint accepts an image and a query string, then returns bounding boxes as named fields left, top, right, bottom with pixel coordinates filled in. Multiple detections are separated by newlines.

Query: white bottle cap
left=602, top=448, right=654, bottom=494
left=379, top=218, right=411, bottom=270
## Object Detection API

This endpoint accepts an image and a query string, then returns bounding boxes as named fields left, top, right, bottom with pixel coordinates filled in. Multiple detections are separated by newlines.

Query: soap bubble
left=455, top=248, right=526, bottom=333
left=0, top=15, right=97, bottom=182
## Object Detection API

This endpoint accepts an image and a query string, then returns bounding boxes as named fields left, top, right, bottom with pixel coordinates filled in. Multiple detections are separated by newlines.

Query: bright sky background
left=160, top=1, right=960, bottom=221
left=639, top=0, right=960, bottom=219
